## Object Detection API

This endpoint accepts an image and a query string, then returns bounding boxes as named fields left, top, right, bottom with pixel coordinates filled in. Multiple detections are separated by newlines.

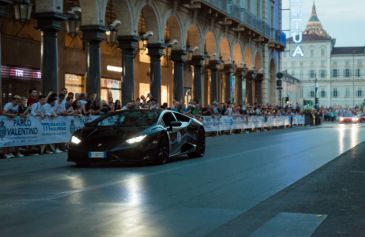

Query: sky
left=282, top=0, right=365, bottom=46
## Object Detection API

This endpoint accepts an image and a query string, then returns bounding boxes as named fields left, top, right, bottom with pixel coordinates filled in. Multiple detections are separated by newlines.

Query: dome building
left=282, top=2, right=365, bottom=108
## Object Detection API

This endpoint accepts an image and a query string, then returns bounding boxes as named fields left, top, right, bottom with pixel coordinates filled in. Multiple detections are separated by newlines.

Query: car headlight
left=126, top=135, right=147, bottom=144
left=339, top=117, right=344, bottom=122
left=352, top=118, right=359, bottom=122
left=71, top=135, right=81, bottom=144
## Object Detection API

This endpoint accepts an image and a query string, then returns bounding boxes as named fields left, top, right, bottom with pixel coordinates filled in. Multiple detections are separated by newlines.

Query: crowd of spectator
left=5, top=87, right=361, bottom=159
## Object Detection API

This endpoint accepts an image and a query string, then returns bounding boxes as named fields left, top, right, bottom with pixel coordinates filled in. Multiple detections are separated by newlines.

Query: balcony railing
left=197, top=0, right=286, bottom=47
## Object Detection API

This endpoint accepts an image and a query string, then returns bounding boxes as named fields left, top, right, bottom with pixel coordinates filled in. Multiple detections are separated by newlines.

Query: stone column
left=209, top=60, right=221, bottom=104
left=262, top=46, right=271, bottom=104
left=235, top=67, right=244, bottom=105
left=256, top=74, right=264, bottom=104
left=81, top=25, right=106, bottom=99
left=203, top=68, right=210, bottom=106
left=147, top=43, right=165, bottom=105
left=191, top=55, right=205, bottom=104
left=36, top=12, right=66, bottom=94
left=170, top=49, right=186, bottom=103
left=224, top=64, right=234, bottom=103
left=246, top=71, right=254, bottom=105
left=0, top=0, right=10, bottom=109
left=118, top=35, right=138, bottom=105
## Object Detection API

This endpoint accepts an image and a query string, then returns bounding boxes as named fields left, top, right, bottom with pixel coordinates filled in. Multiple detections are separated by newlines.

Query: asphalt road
left=1, top=124, right=365, bottom=237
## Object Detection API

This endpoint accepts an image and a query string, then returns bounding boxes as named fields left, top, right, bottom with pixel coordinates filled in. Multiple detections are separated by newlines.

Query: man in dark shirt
left=27, top=88, right=38, bottom=107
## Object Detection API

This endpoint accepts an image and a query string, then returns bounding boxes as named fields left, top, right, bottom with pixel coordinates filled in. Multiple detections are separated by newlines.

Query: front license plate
left=88, top=152, right=106, bottom=159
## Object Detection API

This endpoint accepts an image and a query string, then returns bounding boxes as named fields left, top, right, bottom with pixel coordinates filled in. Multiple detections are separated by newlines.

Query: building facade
left=282, top=3, right=365, bottom=108
left=0, top=0, right=285, bottom=109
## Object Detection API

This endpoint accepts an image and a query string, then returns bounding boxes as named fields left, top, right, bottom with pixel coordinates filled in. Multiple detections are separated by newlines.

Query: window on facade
left=271, top=5, right=274, bottom=27
left=310, top=70, right=316, bottom=78
left=321, top=48, right=325, bottom=57
left=345, top=88, right=350, bottom=97
left=356, top=69, right=361, bottom=77
left=257, top=0, right=261, bottom=17
left=333, top=69, right=338, bottom=78
left=333, top=88, right=338, bottom=98
left=321, top=90, right=326, bottom=98
left=344, top=69, right=351, bottom=77
left=358, top=90, right=363, bottom=97
left=320, top=70, right=326, bottom=78
left=310, top=91, right=315, bottom=98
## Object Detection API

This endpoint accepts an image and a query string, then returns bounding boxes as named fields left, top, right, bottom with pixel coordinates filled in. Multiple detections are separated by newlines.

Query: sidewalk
left=207, top=140, right=365, bottom=237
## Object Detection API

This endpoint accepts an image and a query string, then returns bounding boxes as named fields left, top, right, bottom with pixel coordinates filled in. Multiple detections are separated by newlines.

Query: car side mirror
left=168, top=121, right=182, bottom=131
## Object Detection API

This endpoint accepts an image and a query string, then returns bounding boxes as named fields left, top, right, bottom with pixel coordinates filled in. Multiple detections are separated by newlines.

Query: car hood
left=76, top=126, right=149, bottom=149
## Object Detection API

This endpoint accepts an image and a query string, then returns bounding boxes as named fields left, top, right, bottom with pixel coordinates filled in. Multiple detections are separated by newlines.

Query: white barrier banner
left=0, top=116, right=98, bottom=148
left=201, top=115, right=305, bottom=132
left=0, top=115, right=305, bottom=147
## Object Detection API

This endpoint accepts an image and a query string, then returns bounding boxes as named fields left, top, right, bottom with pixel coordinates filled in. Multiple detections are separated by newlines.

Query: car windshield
left=90, top=110, right=160, bottom=127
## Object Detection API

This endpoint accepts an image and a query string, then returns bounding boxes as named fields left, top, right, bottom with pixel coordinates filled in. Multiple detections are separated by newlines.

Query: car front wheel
left=155, top=134, right=169, bottom=164
left=188, top=128, right=205, bottom=158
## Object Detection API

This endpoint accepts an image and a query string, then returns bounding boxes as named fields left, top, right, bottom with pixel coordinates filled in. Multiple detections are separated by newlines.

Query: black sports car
left=68, top=109, right=205, bottom=165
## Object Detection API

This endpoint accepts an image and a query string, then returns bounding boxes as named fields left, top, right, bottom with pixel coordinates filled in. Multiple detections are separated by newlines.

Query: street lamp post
left=276, top=72, right=283, bottom=106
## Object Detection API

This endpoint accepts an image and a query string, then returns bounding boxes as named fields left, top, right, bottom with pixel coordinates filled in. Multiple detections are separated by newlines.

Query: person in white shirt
left=2, top=95, right=20, bottom=118
left=54, top=94, right=67, bottom=115
left=31, top=95, right=47, bottom=117
left=2, top=95, right=23, bottom=159
left=41, top=97, right=58, bottom=117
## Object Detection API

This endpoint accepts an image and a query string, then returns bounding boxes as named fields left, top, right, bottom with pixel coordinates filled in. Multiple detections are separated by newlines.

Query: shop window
left=65, top=74, right=84, bottom=94
left=139, top=83, right=150, bottom=99
left=184, top=87, right=192, bottom=105
left=161, top=85, right=168, bottom=105
left=101, top=78, right=121, bottom=102
left=139, top=83, right=169, bottom=105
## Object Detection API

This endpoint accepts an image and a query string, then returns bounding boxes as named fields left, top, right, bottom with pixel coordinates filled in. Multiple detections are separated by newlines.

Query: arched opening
left=186, top=24, right=201, bottom=105
left=233, top=43, right=243, bottom=104
left=205, top=32, right=217, bottom=57
left=220, top=38, right=231, bottom=103
left=244, top=47, right=253, bottom=105
left=97, top=0, right=123, bottom=104
left=244, top=47, right=253, bottom=68
left=163, top=15, right=182, bottom=105
left=204, top=32, right=217, bottom=104
left=135, top=5, right=162, bottom=104
left=254, top=52, right=263, bottom=104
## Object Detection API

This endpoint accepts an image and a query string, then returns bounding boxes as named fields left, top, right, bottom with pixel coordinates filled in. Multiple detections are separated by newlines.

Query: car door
left=173, top=112, right=191, bottom=147
left=161, top=112, right=180, bottom=154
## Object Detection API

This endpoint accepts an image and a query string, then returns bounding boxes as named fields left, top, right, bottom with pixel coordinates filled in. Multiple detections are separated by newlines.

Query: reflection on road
left=337, top=123, right=360, bottom=155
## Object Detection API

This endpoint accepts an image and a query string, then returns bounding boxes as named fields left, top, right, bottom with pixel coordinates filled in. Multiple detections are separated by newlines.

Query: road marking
left=248, top=212, right=327, bottom=237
